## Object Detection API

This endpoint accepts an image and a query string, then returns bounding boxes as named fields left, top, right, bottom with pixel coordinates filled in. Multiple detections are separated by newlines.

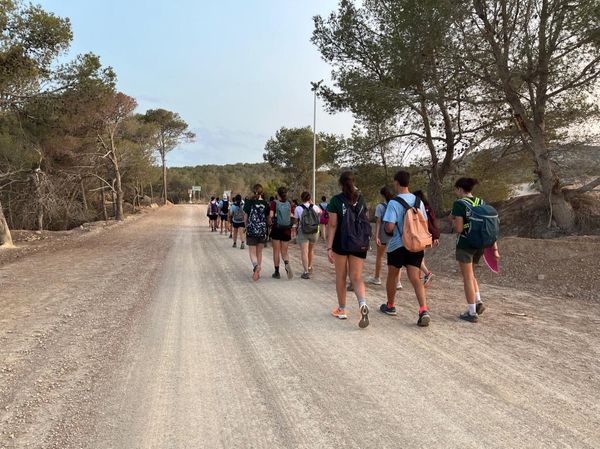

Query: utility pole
left=310, top=80, right=323, bottom=202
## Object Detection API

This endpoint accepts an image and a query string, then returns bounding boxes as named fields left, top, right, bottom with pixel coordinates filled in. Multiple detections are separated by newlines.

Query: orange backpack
left=391, top=197, right=432, bottom=252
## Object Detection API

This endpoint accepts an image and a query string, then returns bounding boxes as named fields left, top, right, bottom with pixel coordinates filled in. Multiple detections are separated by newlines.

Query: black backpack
left=338, top=194, right=372, bottom=253
left=221, top=200, right=229, bottom=214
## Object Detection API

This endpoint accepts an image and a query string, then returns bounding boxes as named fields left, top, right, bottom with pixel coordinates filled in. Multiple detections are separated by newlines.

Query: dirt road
left=1, top=205, right=599, bottom=449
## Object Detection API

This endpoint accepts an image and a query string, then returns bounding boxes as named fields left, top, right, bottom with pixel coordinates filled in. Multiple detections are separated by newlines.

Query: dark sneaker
left=476, top=302, right=486, bottom=315
left=229, top=233, right=232, bottom=239
left=232, top=242, right=237, bottom=248
left=417, top=310, right=431, bottom=327
left=240, top=242, right=245, bottom=250
left=346, top=284, right=354, bottom=292
left=272, top=271, right=281, bottom=279
left=301, top=272, right=310, bottom=280
left=379, top=304, right=398, bottom=316
left=359, top=303, right=370, bottom=329
left=459, top=311, right=479, bottom=323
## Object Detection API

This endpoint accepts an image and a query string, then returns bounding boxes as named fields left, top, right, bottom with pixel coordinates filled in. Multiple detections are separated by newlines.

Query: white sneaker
left=366, top=276, right=382, bottom=285
left=396, top=281, right=403, bottom=290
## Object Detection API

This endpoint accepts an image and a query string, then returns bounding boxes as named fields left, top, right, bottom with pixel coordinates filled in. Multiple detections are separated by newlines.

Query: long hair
left=277, top=186, right=288, bottom=202
left=339, top=171, right=358, bottom=203
left=380, top=186, right=394, bottom=202
left=300, top=191, right=311, bottom=203
left=252, top=183, right=264, bottom=200
left=413, top=190, right=430, bottom=207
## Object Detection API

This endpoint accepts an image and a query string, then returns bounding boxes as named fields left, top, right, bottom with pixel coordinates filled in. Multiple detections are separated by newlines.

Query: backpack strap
left=391, top=196, right=415, bottom=211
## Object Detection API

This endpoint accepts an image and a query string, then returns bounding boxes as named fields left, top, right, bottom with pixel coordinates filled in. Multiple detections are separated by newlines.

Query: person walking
left=413, top=190, right=440, bottom=287
left=326, top=171, right=371, bottom=329
left=294, top=192, right=321, bottom=279
left=319, top=196, right=329, bottom=242
left=269, top=187, right=294, bottom=280
left=207, top=196, right=219, bottom=232
left=380, top=170, right=431, bottom=327
left=230, top=194, right=246, bottom=249
left=290, top=199, right=299, bottom=243
left=219, top=194, right=230, bottom=235
left=450, top=178, right=500, bottom=322
left=366, top=186, right=403, bottom=290
left=244, top=184, right=270, bottom=281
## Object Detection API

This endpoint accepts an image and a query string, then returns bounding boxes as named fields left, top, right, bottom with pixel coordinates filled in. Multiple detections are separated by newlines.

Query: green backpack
left=275, top=200, right=292, bottom=228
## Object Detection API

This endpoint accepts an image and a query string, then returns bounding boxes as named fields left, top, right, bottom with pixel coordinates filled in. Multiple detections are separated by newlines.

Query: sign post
left=191, top=186, right=202, bottom=203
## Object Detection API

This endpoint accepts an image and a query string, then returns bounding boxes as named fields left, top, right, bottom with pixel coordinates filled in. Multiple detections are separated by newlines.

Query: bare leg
left=374, top=244, right=385, bottom=278
left=281, top=240, right=290, bottom=263
left=386, top=265, right=400, bottom=306
left=300, top=242, right=309, bottom=272
left=272, top=239, right=281, bottom=268
left=459, top=262, right=476, bottom=304
left=406, top=265, right=427, bottom=309
left=421, top=260, right=430, bottom=275
left=334, top=254, right=348, bottom=308
left=348, top=256, right=366, bottom=302
left=308, top=242, right=315, bottom=269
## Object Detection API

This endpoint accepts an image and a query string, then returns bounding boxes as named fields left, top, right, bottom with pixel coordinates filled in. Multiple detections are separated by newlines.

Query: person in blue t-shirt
left=381, top=170, right=431, bottom=327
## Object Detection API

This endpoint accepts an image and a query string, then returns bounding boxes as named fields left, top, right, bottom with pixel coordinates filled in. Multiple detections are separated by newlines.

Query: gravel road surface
left=1, top=205, right=599, bottom=449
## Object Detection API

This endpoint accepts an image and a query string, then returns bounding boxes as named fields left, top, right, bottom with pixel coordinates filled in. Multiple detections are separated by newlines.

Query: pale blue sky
left=38, top=0, right=353, bottom=166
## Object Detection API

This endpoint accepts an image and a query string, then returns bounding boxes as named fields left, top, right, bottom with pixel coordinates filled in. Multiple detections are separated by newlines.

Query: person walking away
left=219, top=195, right=230, bottom=235
left=319, top=196, right=329, bottom=242
left=366, top=187, right=403, bottom=289
left=380, top=171, right=432, bottom=327
left=208, top=196, right=219, bottom=232
left=230, top=194, right=246, bottom=249
left=413, top=190, right=440, bottom=287
left=269, top=187, right=294, bottom=280
left=450, top=178, right=500, bottom=322
left=244, top=184, right=270, bottom=281
left=326, top=171, right=372, bottom=329
left=295, top=192, right=321, bottom=279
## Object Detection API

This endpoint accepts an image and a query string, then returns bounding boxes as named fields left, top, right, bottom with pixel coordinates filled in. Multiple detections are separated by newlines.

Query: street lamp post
left=311, top=80, right=323, bottom=202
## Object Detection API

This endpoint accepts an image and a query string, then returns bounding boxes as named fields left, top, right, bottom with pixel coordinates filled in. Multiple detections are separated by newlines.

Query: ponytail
left=252, top=183, right=264, bottom=200
left=339, top=171, right=358, bottom=203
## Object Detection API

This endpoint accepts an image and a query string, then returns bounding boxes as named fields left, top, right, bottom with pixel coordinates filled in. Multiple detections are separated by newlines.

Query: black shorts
left=208, top=214, right=218, bottom=221
left=232, top=222, right=245, bottom=229
left=270, top=226, right=292, bottom=242
left=387, top=246, right=424, bottom=269
left=220, top=214, right=228, bottom=221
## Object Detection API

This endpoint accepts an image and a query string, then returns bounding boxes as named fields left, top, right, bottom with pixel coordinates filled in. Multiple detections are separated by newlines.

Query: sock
left=468, top=303, right=477, bottom=315
left=419, top=305, right=428, bottom=314
left=274, top=266, right=279, bottom=273
left=475, top=292, right=482, bottom=303
left=387, top=302, right=395, bottom=309
left=339, top=305, right=346, bottom=310
left=358, top=299, right=366, bottom=307
left=284, top=260, right=289, bottom=265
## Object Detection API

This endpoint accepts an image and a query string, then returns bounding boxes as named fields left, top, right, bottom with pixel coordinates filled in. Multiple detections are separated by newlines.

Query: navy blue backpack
left=339, top=195, right=372, bottom=253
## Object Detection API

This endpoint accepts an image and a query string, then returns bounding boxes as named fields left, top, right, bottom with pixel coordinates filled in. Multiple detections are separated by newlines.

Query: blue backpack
left=461, top=197, right=499, bottom=248
left=246, top=203, right=267, bottom=239
left=339, top=194, right=372, bottom=253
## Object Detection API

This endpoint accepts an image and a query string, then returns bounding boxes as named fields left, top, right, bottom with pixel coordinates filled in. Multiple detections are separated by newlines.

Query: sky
left=37, top=0, right=355, bottom=167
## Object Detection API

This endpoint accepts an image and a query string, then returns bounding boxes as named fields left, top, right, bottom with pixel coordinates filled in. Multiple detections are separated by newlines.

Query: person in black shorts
left=380, top=170, right=431, bottom=327
left=269, top=187, right=294, bottom=280
left=326, top=171, right=370, bottom=329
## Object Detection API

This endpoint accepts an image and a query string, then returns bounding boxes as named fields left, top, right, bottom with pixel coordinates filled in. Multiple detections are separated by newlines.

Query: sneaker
left=379, top=304, right=397, bottom=316
left=252, top=265, right=261, bottom=282
left=301, top=272, right=310, bottom=280
left=423, top=272, right=434, bottom=288
left=240, top=242, right=245, bottom=250
left=396, top=281, right=403, bottom=290
left=417, top=310, right=431, bottom=327
left=272, top=271, right=281, bottom=279
left=347, top=284, right=354, bottom=292
left=285, top=263, right=293, bottom=280
left=366, top=276, right=382, bottom=286
left=232, top=242, right=237, bottom=248
left=476, top=302, right=486, bottom=315
left=331, top=307, right=347, bottom=320
left=359, top=303, right=370, bottom=329
left=459, top=311, right=479, bottom=323
left=229, top=233, right=232, bottom=239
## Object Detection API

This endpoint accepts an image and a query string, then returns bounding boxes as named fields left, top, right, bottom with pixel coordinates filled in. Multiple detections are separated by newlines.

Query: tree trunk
left=532, top=140, right=574, bottom=230
left=161, top=151, right=168, bottom=205
left=81, top=179, right=88, bottom=213
left=114, top=171, right=124, bottom=221
left=101, top=184, right=108, bottom=221
left=427, top=168, right=445, bottom=216
left=0, top=198, right=14, bottom=248
left=150, top=183, right=154, bottom=205
left=33, top=172, right=44, bottom=232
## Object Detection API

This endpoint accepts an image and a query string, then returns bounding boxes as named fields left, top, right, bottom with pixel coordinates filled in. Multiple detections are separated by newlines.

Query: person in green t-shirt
left=326, top=171, right=370, bottom=329
left=450, top=177, right=500, bottom=323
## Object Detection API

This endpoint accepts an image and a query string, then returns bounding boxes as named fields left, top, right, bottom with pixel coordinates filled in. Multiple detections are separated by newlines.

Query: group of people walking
left=207, top=169, right=500, bottom=329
